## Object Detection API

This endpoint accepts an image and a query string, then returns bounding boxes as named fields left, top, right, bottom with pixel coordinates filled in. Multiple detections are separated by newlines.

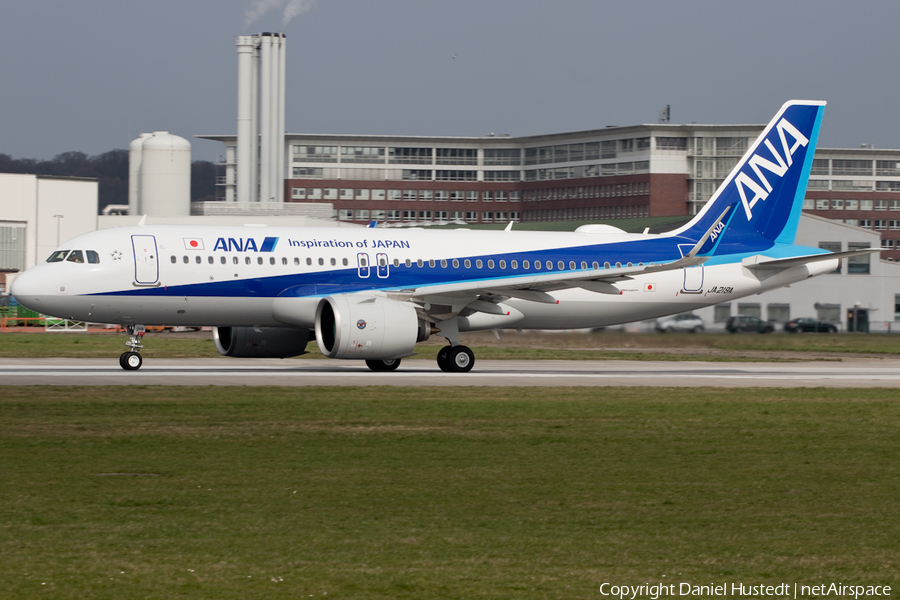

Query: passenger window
left=330, top=258, right=336, bottom=266
left=195, top=256, right=202, bottom=264
left=440, top=259, right=447, bottom=268
left=258, top=257, right=263, bottom=265
left=393, top=258, right=400, bottom=267
left=233, top=256, right=238, bottom=265
left=405, top=259, right=412, bottom=267
left=615, top=262, right=622, bottom=268
left=282, top=257, right=288, bottom=265
left=476, top=259, right=483, bottom=268
left=318, top=258, right=324, bottom=266
left=170, top=256, right=177, bottom=264
left=47, top=250, right=70, bottom=263
left=592, top=261, right=599, bottom=269
left=67, top=250, right=84, bottom=263
left=306, top=258, right=312, bottom=266
left=269, top=257, right=275, bottom=265
left=511, top=260, right=517, bottom=269
left=452, top=259, right=459, bottom=268
left=488, top=260, right=495, bottom=269
left=499, top=260, right=506, bottom=269
left=546, top=261, right=553, bottom=270
left=558, top=261, right=565, bottom=270
left=208, top=256, right=214, bottom=264
left=429, top=259, right=435, bottom=268
left=417, top=259, right=423, bottom=267
left=604, top=262, right=611, bottom=269
left=182, top=255, right=189, bottom=264
left=523, top=260, right=530, bottom=269
left=343, top=258, right=349, bottom=266
left=464, top=259, right=471, bottom=268
left=294, top=257, right=299, bottom=266
left=245, top=257, right=251, bottom=265
left=380, top=258, right=387, bottom=267
left=569, top=261, right=576, bottom=270
left=221, top=256, right=227, bottom=264
left=534, top=260, right=541, bottom=270
left=86, top=250, right=100, bottom=264
left=581, top=261, right=587, bottom=269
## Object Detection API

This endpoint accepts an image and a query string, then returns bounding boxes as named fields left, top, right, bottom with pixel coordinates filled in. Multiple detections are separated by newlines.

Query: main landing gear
left=366, top=358, right=401, bottom=372
left=119, top=324, right=145, bottom=371
left=437, top=345, right=475, bottom=373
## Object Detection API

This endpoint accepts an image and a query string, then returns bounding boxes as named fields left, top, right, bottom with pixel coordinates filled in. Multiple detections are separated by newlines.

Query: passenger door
left=131, top=235, right=159, bottom=285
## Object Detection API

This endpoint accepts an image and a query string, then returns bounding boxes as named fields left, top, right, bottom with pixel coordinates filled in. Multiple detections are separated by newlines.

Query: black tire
left=827, top=326, right=837, bottom=333
left=448, top=346, right=474, bottom=373
left=120, top=351, right=142, bottom=371
left=761, top=326, right=773, bottom=334
left=366, top=358, right=401, bottom=372
left=691, top=326, right=703, bottom=333
left=437, top=346, right=452, bottom=372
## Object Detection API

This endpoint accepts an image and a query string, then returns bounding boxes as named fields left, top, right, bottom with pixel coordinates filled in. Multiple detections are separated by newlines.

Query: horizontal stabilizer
left=742, top=248, right=881, bottom=272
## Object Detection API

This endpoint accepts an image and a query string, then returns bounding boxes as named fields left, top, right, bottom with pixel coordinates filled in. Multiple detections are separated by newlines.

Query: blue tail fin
left=671, top=100, right=825, bottom=251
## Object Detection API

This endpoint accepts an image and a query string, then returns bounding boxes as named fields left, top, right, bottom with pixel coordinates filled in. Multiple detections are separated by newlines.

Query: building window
left=292, top=167, right=323, bottom=178
left=434, top=190, right=448, bottom=201
left=832, top=160, right=873, bottom=176
left=338, top=209, right=353, bottom=221
left=355, top=210, right=370, bottom=220
left=340, top=146, right=385, bottom=163
left=810, top=159, right=830, bottom=176
left=465, top=191, right=477, bottom=202
left=435, top=170, right=476, bottom=181
left=876, top=199, right=889, bottom=211
left=403, top=190, right=418, bottom=201
left=482, top=212, right=493, bottom=223
left=876, top=181, right=900, bottom=192
left=767, top=304, right=790, bottom=323
left=831, top=199, right=844, bottom=210
left=402, top=169, right=432, bottom=181
left=450, top=191, right=465, bottom=202
left=355, top=189, right=370, bottom=200
left=601, top=141, right=616, bottom=159
left=291, top=188, right=306, bottom=199
left=714, top=304, right=731, bottom=323
left=484, top=170, right=521, bottom=182
left=484, top=149, right=521, bottom=166
left=847, top=242, right=871, bottom=274
left=372, top=189, right=386, bottom=201
left=737, top=303, right=761, bottom=319
left=436, top=148, right=477, bottom=165
left=656, top=137, right=688, bottom=151
left=816, top=303, right=841, bottom=323
left=389, top=147, right=432, bottom=164
left=293, top=145, right=337, bottom=162
left=845, top=199, right=859, bottom=210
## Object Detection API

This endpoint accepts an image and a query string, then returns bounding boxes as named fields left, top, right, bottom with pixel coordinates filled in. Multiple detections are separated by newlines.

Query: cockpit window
left=47, top=250, right=70, bottom=263
left=66, top=250, right=85, bottom=263
left=86, top=250, right=100, bottom=264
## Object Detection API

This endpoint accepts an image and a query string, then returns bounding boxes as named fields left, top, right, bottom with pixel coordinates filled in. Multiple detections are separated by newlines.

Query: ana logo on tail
left=735, top=118, right=809, bottom=220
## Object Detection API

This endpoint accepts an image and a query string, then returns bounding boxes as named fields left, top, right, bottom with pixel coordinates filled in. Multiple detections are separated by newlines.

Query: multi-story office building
left=201, top=126, right=900, bottom=261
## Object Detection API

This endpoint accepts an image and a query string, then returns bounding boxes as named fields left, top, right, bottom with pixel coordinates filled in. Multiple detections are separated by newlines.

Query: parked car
left=656, top=313, right=705, bottom=333
left=726, top=315, right=775, bottom=333
left=784, top=317, right=838, bottom=333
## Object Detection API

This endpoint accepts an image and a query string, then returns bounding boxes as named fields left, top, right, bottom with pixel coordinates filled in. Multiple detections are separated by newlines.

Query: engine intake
left=315, top=295, right=430, bottom=360
left=214, top=326, right=310, bottom=358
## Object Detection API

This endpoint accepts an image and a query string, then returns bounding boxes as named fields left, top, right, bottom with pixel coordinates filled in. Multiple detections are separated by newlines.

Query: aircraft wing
left=404, top=207, right=729, bottom=314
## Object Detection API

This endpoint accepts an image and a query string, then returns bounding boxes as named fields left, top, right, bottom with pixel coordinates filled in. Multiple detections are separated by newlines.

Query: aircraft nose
left=10, top=269, right=45, bottom=312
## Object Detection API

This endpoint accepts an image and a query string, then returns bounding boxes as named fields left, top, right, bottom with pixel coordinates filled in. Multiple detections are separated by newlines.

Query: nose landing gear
left=119, top=324, right=145, bottom=371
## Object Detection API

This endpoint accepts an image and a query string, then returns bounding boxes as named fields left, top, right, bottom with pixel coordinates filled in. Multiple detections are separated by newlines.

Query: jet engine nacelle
left=315, top=295, right=430, bottom=360
left=213, top=326, right=310, bottom=358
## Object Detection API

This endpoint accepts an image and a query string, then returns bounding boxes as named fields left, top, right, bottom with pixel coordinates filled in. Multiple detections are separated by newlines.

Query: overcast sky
left=1, top=0, right=898, bottom=163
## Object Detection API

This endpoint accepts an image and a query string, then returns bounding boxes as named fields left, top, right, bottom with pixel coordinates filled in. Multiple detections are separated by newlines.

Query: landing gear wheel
left=437, top=345, right=474, bottom=373
left=437, top=346, right=452, bottom=372
left=450, top=346, right=474, bottom=372
left=366, top=358, right=401, bottom=372
left=120, top=351, right=143, bottom=371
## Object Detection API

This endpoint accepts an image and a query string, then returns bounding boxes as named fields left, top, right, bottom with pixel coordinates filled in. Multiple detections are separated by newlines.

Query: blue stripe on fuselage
left=91, top=234, right=786, bottom=299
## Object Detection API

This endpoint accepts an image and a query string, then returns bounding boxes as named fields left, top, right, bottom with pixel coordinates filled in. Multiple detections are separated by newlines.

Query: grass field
left=1, top=386, right=898, bottom=599
left=2, top=330, right=900, bottom=360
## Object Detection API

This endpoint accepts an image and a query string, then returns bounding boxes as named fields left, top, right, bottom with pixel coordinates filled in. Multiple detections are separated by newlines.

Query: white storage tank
left=128, top=133, right=152, bottom=216
left=138, top=131, right=191, bottom=217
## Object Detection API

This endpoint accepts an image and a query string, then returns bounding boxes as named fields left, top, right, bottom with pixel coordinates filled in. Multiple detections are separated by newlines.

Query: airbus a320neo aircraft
left=12, top=101, right=878, bottom=372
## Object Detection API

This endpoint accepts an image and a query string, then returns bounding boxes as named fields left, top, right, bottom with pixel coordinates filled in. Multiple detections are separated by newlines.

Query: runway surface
left=1, top=357, right=898, bottom=387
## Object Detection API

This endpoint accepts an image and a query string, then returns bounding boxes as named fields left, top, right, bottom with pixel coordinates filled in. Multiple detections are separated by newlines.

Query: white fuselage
left=11, top=224, right=835, bottom=331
